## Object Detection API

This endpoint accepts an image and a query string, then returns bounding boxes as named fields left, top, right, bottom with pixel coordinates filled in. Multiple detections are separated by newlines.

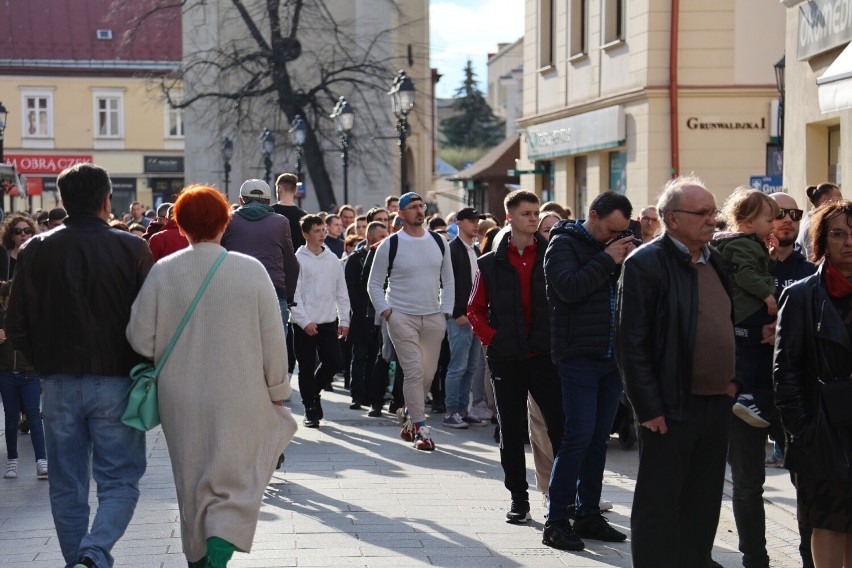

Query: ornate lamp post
left=0, top=102, right=8, bottom=163
left=388, top=70, right=415, bottom=195
left=774, top=56, right=785, bottom=148
left=221, top=136, right=233, bottom=195
left=260, top=128, right=275, bottom=184
left=288, top=115, right=307, bottom=207
left=330, top=96, right=354, bottom=205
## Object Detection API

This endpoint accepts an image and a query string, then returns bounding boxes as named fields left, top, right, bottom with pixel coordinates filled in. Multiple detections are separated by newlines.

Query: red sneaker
left=414, top=425, right=435, bottom=451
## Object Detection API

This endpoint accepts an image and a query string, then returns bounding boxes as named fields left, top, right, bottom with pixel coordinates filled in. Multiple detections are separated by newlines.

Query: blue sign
left=295, top=182, right=306, bottom=199
left=749, top=175, right=783, bottom=194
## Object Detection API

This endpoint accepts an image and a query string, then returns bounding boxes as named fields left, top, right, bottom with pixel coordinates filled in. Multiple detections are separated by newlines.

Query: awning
left=818, top=42, right=852, bottom=114
left=449, top=133, right=520, bottom=181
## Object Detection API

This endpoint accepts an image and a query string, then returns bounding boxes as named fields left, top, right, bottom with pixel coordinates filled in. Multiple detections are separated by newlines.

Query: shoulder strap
left=154, top=250, right=227, bottom=374
left=386, top=233, right=399, bottom=279
left=428, top=230, right=446, bottom=255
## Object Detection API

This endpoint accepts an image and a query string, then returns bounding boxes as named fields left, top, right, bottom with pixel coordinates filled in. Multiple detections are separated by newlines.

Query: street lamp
left=0, top=102, right=8, bottom=163
left=288, top=115, right=307, bottom=206
left=260, top=128, right=275, bottom=184
left=330, top=96, right=354, bottom=205
left=221, top=136, right=233, bottom=195
left=774, top=56, right=785, bottom=148
left=388, top=70, right=415, bottom=195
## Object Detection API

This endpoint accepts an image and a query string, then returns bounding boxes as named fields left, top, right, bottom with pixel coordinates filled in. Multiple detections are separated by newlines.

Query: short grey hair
left=656, top=174, right=708, bottom=228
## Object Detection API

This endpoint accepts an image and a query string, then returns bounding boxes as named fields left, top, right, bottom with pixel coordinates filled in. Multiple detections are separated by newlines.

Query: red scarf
left=825, top=260, right=852, bottom=298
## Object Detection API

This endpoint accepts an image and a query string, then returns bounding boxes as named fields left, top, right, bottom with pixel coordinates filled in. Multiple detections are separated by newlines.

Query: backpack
left=362, top=231, right=446, bottom=292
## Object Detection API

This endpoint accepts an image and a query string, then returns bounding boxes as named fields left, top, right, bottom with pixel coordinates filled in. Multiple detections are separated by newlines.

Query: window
left=569, top=0, right=588, bottom=58
left=539, top=0, right=556, bottom=69
left=166, top=104, right=184, bottom=138
left=609, top=151, right=627, bottom=194
left=21, top=90, right=53, bottom=138
left=603, top=0, right=626, bottom=45
left=92, top=89, right=124, bottom=139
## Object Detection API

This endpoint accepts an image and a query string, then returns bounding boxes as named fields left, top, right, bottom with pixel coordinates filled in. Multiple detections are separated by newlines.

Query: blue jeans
left=42, top=375, right=147, bottom=568
left=547, top=358, right=623, bottom=522
left=444, top=320, right=482, bottom=414
left=0, top=370, right=46, bottom=460
left=279, top=299, right=289, bottom=337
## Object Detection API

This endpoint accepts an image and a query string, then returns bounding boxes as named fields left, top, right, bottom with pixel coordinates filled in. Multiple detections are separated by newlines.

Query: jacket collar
left=64, top=214, right=109, bottom=228
left=494, top=229, right=546, bottom=262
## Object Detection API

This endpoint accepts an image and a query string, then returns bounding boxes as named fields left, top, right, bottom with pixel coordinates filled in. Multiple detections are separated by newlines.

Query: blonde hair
left=721, top=187, right=779, bottom=230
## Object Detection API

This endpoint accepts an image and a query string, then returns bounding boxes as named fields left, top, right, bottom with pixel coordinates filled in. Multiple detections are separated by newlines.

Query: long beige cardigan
left=127, top=242, right=297, bottom=561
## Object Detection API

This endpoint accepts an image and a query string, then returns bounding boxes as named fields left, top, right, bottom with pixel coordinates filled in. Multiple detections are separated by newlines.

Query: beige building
left=182, top=0, right=432, bottom=211
left=0, top=1, right=184, bottom=215
left=488, top=38, right=524, bottom=138
left=518, top=0, right=786, bottom=216
left=781, top=0, right=852, bottom=205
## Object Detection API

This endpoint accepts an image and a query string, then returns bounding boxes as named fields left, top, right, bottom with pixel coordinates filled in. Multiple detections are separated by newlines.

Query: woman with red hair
left=126, top=185, right=297, bottom=568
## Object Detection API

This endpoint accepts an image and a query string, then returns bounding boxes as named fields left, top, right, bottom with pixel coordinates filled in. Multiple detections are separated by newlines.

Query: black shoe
left=303, top=417, right=320, bottom=428
left=493, top=424, right=500, bottom=444
left=349, top=403, right=363, bottom=410
left=542, top=519, right=585, bottom=551
left=368, top=409, right=383, bottom=418
left=276, top=452, right=285, bottom=469
left=572, top=514, right=626, bottom=542
left=506, top=499, right=531, bottom=524
left=74, top=557, right=95, bottom=568
left=431, top=403, right=446, bottom=414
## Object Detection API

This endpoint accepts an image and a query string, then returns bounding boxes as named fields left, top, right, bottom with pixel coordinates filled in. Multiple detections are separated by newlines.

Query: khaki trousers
left=528, top=394, right=555, bottom=494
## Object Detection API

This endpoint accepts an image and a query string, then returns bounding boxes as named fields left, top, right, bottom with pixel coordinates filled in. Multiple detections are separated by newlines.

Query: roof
left=450, top=133, right=520, bottom=181
left=435, top=157, right=458, bottom=176
left=0, top=0, right=181, bottom=73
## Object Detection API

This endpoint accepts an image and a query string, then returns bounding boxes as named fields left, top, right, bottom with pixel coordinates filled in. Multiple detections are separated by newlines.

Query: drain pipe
left=669, top=0, right=680, bottom=178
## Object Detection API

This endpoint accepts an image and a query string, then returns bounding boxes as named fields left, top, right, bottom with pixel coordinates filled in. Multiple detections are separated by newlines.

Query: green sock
left=188, top=558, right=207, bottom=568
left=205, top=537, right=236, bottom=568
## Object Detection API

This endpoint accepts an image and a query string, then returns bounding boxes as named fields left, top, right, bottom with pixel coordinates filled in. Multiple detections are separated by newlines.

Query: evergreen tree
left=440, top=60, right=505, bottom=148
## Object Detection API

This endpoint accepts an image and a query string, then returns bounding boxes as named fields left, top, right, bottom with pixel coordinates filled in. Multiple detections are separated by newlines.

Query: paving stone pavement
left=0, top=376, right=804, bottom=567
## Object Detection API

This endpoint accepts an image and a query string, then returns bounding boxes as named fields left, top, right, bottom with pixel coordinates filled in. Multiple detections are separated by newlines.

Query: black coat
left=475, top=231, right=550, bottom=361
left=545, top=220, right=621, bottom=363
left=449, top=237, right=478, bottom=319
left=6, top=215, right=153, bottom=376
left=774, top=263, right=852, bottom=480
left=344, top=245, right=372, bottom=326
left=617, top=235, right=735, bottom=423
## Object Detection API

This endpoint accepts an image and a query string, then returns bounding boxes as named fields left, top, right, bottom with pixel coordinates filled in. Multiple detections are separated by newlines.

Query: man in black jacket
left=468, top=190, right=564, bottom=525
left=6, top=163, right=153, bottom=568
left=442, top=207, right=486, bottom=429
left=617, top=176, right=738, bottom=567
left=542, top=191, right=634, bottom=551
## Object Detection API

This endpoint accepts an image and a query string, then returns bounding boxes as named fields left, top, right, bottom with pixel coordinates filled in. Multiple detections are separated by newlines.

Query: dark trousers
left=430, top=334, right=450, bottom=409
left=286, top=323, right=296, bottom=374
left=350, top=319, right=379, bottom=405
left=489, top=356, right=564, bottom=502
left=293, top=322, right=341, bottom=411
left=340, top=337, right=352, bottom=385
left=632, top=394, right=733, bottom=568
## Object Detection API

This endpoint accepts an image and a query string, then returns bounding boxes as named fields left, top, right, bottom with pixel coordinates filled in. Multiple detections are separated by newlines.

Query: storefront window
left=609, top=151, right=627, bottom=194
left=575, top=155, right=587, bottom=218
left=540, top=161, right=554, bottom=202
left=829, top=126, right=841, bottom=186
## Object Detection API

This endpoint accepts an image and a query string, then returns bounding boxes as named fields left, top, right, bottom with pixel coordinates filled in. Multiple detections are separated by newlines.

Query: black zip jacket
left=617, top=234, right=735, bottom=423
left=449, top=237, right=478, bottom=319
left=6, top=215, right=153, bottom=376
left=774, top=264, right=852, bottom=480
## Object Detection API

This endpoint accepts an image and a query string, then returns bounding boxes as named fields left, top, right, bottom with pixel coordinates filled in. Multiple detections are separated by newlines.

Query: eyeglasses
left=828, top=229, right=852, bottom=242
left=775, top=208, right=803, bottom=222
left=12, top=227, right=34, bottom=236
left=403, top=203, right=426, bottom=211
left=641, top=216, right=660, bottom=223
left=672, top=208, right=720, bottom=219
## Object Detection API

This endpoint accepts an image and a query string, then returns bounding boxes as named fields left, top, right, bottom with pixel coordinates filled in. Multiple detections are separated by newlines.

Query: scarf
left=824, top=260, right=852, bottom=298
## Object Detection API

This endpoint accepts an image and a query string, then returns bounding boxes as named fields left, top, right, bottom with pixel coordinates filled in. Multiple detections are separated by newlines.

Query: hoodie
left=289, top=245, right=351, bottom=329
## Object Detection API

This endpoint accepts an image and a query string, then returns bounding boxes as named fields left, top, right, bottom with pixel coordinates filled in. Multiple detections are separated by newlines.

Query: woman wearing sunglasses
left=1, top=214, right=38, bottom=279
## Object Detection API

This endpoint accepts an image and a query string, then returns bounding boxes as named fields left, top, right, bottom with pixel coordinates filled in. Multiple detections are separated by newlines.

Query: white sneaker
left=4, top=459, right=18, bottom=479
left=600, top=500, right=613, bottom=512
left=36, top=459, right=48, bottom=479
left=468, top=402, right=493, bottom=421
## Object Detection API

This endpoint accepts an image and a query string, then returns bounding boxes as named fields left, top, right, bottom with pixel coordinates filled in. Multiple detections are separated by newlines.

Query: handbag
left=121, top=251, right=228, bottom=431
left=818, top=378, right=852, bottom=428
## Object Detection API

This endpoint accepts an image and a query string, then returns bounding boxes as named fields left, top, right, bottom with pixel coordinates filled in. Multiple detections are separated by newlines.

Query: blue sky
left=430, top=0, right=525, bottom=99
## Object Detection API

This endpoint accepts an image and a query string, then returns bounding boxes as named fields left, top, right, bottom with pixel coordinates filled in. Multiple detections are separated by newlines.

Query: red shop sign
left=26, top=177, right=43, bottom=196
left=3, top=154, right=93, bottom=175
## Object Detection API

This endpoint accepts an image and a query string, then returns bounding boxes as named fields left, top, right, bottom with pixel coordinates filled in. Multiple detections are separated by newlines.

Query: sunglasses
left=12, top=227, right=34, bottom=236
left=775, top=208, right=803, bottom=222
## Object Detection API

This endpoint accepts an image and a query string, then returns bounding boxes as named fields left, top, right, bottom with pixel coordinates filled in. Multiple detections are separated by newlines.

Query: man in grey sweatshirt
left=368, top=192, right=455, bottom=451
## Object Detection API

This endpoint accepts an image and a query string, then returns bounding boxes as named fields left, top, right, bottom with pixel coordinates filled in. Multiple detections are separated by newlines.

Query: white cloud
left=430, top=0, right=525, bottom=98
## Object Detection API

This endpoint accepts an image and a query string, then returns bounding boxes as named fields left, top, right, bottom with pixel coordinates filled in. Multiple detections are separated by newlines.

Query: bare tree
left=117, top=0, right=425, bottom=209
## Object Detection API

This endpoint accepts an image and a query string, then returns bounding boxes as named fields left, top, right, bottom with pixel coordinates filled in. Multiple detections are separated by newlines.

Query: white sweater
left=290, top=244, right=351, bottom=328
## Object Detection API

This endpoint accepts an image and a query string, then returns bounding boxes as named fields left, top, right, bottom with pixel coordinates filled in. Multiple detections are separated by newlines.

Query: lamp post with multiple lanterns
left=0, top=102, right=8, bottom=163
left=388, top=70, right=415, bottom=195
left=221, top=136, right=233, bottom=195
left=260, top=128, right=275, bottom=185
left=288, top=115, right=308, bottom=207
left=330, top=96, right=354, bottom=205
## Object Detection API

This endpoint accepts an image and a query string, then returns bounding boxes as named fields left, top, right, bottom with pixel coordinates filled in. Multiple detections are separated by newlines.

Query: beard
left=778, top=236, right=796, bottom=247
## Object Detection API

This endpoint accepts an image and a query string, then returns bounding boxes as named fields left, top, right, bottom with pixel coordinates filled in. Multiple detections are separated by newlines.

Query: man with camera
left=541, top=191, right=636, bottom=551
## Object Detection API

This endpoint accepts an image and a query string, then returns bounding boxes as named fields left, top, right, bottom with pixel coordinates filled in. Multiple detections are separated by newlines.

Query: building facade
left=781, top=0, right=852, bottom=204
left=518, top=0, right=786, bottom=215
left=182, top=0, right=432, bottom=211
left=488, top=38, right=524, bottom=138
left=0, top=0, right=183, bottom=215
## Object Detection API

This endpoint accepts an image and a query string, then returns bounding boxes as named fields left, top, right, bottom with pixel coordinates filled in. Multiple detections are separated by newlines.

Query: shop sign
left=797, top=0, right=852, bottom=60
left=25, top=177, right=43, bottom=196
left=144, top=156, right=184, bottom=173
left=3, top=154, right=93, bottom=174
left=111, top=178, right=137, bottom=192
left=750, top=175, right=784, bottom=194
left=526, top=106, right=625, bottom=161
left=686, top=117, right=767, bottom=131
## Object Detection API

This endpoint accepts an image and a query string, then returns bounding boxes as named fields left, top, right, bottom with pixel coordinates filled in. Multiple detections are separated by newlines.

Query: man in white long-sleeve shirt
left=368, top=192, right=455, bottom=451
left=290, top=214, right=350, bottom=428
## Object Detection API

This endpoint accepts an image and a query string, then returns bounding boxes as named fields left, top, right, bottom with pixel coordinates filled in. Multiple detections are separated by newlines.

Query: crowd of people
left=0, top=161, right=850, bottom=568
